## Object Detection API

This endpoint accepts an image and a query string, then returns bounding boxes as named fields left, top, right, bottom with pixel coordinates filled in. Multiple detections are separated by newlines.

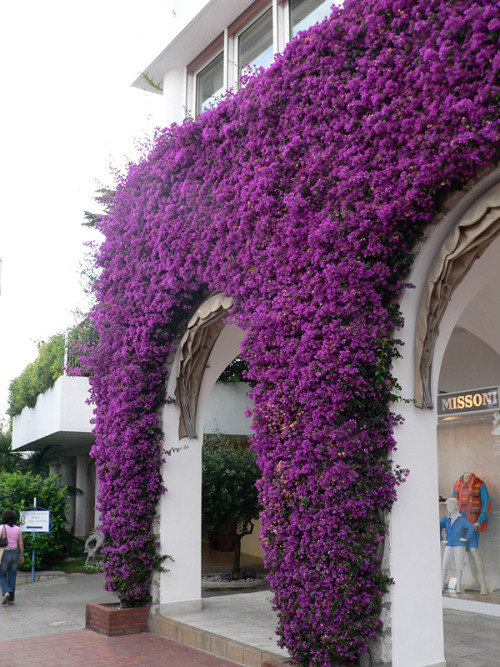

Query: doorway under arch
left=390, top=171, right=500, bottom=666
left=157, top=311, right=249, bottom=612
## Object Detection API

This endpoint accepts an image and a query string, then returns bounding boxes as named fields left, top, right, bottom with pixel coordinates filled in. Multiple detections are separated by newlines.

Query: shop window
left=238, top=7, right=274, bottom=81
left=195, top=53, right=225, bottom=116
left=437, top=383, right=500, bottom=604
left=290, top=0, right=331, bottom=37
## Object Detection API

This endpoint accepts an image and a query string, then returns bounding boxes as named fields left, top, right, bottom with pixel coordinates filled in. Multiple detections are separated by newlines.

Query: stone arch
left=389, top=169, right=500, bottom=667
left=175, top=292, right=234, bottom=439
left=157, top=297, right=246, bottom=612
left=415, top=180, right=500, bottom=408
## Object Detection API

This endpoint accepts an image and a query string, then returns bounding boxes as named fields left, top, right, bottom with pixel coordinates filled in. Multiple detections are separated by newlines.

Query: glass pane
left=238, top=8, right=273, bottom=80
left=290, top=0, right=332, bottom=37
left=196, top=52, right=224, bottom=116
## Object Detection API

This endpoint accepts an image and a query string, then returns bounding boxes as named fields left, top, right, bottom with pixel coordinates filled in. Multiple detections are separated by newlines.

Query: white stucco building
left=12, top=2, right=500, bottom=665
left=11, top=373, right=254, bottom=542
left=129, top=2, right=500, bottom=667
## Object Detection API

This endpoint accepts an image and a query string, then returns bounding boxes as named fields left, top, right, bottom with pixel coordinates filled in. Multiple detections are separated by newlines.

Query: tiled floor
left=3, top=556, right=500, bottom=666
left=0, top=630, right=242, bottom=667
left=0, top=605, right=498, bottom=666
left=443, top=608, right=500, bottom=667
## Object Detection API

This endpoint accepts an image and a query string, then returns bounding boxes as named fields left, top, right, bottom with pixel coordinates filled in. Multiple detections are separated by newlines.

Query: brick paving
left=1, top=608, right=500, bottom=666
left=0, top=630, right=241, bottom=666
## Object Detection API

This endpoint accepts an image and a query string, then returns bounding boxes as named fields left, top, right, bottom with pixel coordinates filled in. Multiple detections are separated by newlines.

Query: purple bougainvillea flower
left=84, top=0, right=500, bottom=662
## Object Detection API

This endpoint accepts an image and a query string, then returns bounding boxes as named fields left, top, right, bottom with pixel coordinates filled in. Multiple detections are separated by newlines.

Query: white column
left=389, top=404, right=445, bottom=667
left=159, top=324, right=245, bottom=612
left=94, top=471, right=100, bottom=529
left=388, top=230, right=448, bottom=667
left=60, top=457, right=75, bottom=531
left=75, top=454, right=90, bottom=538
left=159, top=399, right=203, bottom=612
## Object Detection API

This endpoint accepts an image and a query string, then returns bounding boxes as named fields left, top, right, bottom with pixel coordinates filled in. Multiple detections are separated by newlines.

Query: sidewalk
left=0, top=573, right=242, bottom=666
left=0, top=630, right=242, bottom=666
left=0, top=572, right=499, bottom=665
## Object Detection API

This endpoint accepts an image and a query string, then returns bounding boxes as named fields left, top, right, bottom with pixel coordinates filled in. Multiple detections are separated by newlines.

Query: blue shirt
left=440, top=514, right=475, bottom=547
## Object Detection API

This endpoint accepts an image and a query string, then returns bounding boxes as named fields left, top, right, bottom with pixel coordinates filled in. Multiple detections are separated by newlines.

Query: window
left=195, top=53, right=224, bottom=116
left=238, top=7, right=274, bottom=81
left=290, top=0, right=331, bottom=37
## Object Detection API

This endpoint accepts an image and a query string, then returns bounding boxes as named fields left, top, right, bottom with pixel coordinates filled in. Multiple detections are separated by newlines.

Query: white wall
left=439, top=329, right=500, bottom=392
left=204, top=382, right=253, bottom=436
left=11, top=375, right=93, bottom=450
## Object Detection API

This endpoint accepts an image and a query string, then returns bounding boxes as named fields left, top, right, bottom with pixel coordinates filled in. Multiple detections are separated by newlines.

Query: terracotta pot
left=85, top=602, right=149, bottom=637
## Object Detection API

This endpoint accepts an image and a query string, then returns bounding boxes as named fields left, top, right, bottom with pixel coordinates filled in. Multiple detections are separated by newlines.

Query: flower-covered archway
left=88, top=0, right=500, bottom=663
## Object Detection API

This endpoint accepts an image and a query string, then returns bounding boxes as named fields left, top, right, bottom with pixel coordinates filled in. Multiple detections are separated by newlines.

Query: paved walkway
left=0, top=572, right=499, bottom=665
left=443, top=608, right=499, bottom=667
left=0, top=630, right=240, bottom=666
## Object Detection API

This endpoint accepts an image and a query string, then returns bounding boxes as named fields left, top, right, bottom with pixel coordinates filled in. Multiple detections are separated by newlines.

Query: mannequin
left=452, top=472, right=492, bottom=595
left=440, top=497, right=475, bottom=594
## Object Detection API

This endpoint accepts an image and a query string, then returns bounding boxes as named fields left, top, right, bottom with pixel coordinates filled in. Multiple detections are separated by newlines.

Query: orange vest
left=453, top=474, right=491, bottom=532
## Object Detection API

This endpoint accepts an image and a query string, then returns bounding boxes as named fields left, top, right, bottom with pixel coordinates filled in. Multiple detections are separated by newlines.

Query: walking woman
left=0, top=509, right=24, bottom=605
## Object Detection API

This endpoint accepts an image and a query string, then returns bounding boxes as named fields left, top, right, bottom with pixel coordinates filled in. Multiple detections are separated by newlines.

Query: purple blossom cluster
left=87, top=0, right=499, bottom=661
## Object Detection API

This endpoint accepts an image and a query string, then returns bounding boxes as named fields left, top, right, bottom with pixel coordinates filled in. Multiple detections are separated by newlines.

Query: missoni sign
left=437, top=386, right=499, bottom=416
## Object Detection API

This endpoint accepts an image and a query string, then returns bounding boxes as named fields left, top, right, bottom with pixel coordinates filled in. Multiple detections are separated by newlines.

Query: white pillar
left=94, top=471, right=100, bottom=529
left=387, top=207, right=454, bottom=667
left=159, top=324, right=245, bottom=612
left=75, top=454, right=90, bottom=538
left=390, top=404, right=445, bottom=667
left=61, top=457, right=75, bottom=532
left=159, top=399, right=203, bottom=611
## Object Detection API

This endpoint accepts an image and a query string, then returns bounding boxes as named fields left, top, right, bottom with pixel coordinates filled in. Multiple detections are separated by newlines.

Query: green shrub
left=7, top=334, right=65, bottom=417
left=216, top=357, right=249, bottom=383
left=0, top=471, right=69, bottom=570
left=202, top=433, right=261, bottom=575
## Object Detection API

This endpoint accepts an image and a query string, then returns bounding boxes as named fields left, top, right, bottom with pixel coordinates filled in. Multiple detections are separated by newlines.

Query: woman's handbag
left=0, top=525, right=6, bottom=562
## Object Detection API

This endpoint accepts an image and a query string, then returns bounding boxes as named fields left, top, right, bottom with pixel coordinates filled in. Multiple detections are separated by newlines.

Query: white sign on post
left=19, top=510, right=50, bottom=533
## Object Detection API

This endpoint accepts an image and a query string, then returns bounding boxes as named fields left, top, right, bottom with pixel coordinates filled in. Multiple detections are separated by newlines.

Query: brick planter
left=86, top=602, right=150, bottom=637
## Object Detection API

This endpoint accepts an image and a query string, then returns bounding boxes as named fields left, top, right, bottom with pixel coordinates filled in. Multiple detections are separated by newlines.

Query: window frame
left=187, top=33, right=225, bottom=118
left=188, top=0, right=318, bottom=115
left=288, top=0, right=332, bottom=40
left=227, top=0, right=275, bottom=89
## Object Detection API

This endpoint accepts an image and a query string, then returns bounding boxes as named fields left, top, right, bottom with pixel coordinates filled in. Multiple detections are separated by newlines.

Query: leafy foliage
left=0, top=428, right=24, bottom=473
left=217, top=358, right=249, bottom=384
left=82, top=188, right=114, bottom=229
left=65, top=319, right=99, bottom=376
left=87, top=0, right=500, bottom=659
left=7, top=319, right=99, bottom=417
left=0, top=472, right=69, bottom=570
left=7, top=334, right=65, bottom=417
left=202, top=434, right=261, bottom=574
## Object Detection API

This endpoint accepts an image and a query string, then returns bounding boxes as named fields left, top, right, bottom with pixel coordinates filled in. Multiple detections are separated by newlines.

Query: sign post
left=19, top=497, right=51, bottom=583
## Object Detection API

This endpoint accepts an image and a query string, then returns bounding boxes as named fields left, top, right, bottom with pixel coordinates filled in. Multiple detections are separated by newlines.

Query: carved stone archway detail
left=415, top=182, right=500, bottom=408
left=175, top=293, right=234, bottom=438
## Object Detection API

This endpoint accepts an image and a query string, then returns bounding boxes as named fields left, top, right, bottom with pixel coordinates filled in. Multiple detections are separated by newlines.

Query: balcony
left=11, top=375, right=94, bottom=453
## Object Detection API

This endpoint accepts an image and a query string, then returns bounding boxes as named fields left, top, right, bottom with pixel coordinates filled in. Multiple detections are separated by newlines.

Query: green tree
left=7, top=334, right=65, bottom=417
left=202, top=434, right=261, bottom=577
left=0, top=427, right=23, bottom=474
left=217, top=357, right=249, bottom=384
left=0, top=471, right=69, bottom=569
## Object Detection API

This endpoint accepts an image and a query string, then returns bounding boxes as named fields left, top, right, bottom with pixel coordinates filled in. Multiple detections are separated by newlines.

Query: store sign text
left=438, top=387, right=499, bottom=416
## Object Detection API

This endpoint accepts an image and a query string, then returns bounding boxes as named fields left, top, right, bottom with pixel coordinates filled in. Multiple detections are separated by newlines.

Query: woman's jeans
left=0, top=548, right=20, bottom=602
